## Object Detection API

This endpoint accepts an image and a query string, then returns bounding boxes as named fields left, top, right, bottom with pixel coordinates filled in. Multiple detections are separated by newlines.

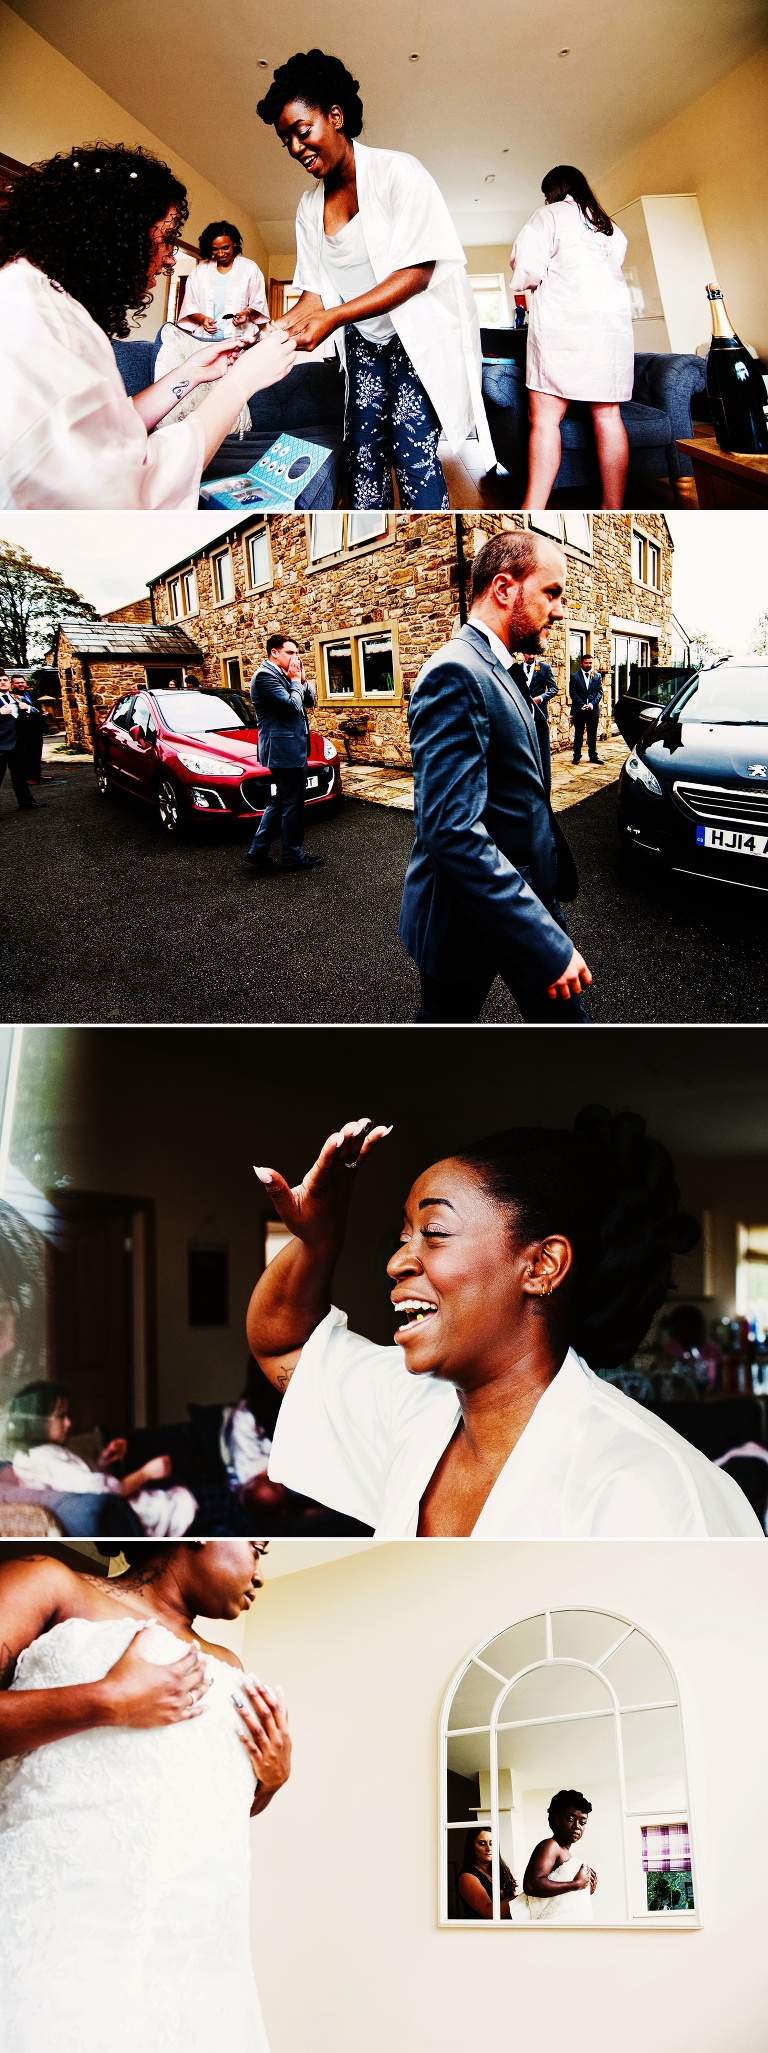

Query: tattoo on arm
left=172, top=379, right=191, bottom=400
left=275, top=1365, right=295, bottom=1393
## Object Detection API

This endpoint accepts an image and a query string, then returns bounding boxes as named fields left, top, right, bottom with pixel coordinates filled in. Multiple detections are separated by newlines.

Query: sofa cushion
left=560, top=400, right=672, bottom=450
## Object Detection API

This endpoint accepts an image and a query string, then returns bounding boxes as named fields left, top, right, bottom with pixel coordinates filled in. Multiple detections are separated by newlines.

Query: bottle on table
left=705, top=285, right=768, bottom=455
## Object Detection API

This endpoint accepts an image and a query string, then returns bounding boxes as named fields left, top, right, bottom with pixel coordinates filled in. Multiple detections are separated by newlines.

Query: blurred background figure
left=179, top=220, right=268, bottom=338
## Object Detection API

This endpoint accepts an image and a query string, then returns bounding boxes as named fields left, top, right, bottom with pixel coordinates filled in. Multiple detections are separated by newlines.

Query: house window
left=441, top=1608, right=697, bottom=1929
left=168, top=567, right=198, bottom=619
left=642, top=1824, right=694, bottom=1913
left=318, top=625, right=400, bottom=704
left=308, top=512, right=390, bottom=564
left=212, top=549, right=235, bottom=603
left=222, top=655, right=243, bottom=692
left=633, top=530, right=663, bottom=589
left=528, top=512, right=592, bottom=556
left=468, top=273, right=510, bottom=328
left=569, top=628, right=591, bottom=674
left=245, top=527, right=272, bottom=592
left=611, top=634, right=652, bottom=707
left=736, top=1223, right=768, bottom=1337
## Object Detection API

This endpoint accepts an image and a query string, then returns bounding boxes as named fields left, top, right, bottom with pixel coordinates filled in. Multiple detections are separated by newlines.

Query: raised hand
left=254, top=1117, right=393, bottom=1248
left=103, top=1635, right=211, bottom=1728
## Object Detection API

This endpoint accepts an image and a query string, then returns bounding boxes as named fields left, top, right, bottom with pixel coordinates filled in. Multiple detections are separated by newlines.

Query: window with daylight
left=244, top=527, right=272, bottom=592
left=633, top=531, right=663, bottom=589
left=440, top=1608, right=698, bottom=1929
left=528, top=512, right=592, bottom=556
left=212, top=549, right=235, bottom=603
left=168, top=566, right=198, bottom=618
left=307, top=512, right=391, bottom=565
left=468, top=273, right=510, bottom=327
left=736, top=1224, right=768, bottom=1337
left=317, top=625, right=400, bottom=705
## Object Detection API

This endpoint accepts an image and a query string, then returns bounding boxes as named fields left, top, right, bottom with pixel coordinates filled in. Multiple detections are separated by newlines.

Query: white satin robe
left=510, top=195, right=634, bottom=402
left=0, top=258, right=204, bottom=509
left=180, top=253, right=268, bottom=331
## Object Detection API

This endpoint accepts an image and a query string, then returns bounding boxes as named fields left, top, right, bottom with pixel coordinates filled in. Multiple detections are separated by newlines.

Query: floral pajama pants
left=344, top=327, right=450, bottom=509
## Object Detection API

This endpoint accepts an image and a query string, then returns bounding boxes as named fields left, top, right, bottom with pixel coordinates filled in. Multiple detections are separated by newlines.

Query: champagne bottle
left=705, top=286, right=768, bottom=455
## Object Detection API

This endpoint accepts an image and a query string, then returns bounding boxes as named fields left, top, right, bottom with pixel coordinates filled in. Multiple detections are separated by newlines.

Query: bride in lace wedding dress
left=0, top=1542, right=291, bottom=2053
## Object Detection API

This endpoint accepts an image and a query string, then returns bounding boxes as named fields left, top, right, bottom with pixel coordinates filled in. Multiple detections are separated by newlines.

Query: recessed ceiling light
left=485, top=174, right=496, bottom=183
left=502, top=148, right=510, bottom=155
left=409, top=52, right=420, bottom=61
left=257, top=58, right=269, bottom=68
left=558, top=47, right=570, bottom=55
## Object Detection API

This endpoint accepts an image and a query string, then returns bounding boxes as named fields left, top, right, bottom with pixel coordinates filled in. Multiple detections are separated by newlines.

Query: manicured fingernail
left=253, top=1167, right=272, bottom=1184
left=381, top=1125, right=394, bottom=1135
left=233, top=1693, right=244, bottom=1707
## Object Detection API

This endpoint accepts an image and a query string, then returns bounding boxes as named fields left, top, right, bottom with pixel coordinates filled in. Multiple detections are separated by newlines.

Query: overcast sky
left=0, top=510, right=766, bottom=655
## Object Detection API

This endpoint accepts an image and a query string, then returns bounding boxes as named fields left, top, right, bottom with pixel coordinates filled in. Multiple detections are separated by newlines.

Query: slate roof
left=56, top=618, right=205, bottom=661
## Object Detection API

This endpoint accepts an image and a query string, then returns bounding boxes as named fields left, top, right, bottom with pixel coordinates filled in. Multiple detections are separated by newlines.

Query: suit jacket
left=399, top=622, right=579, bottom=984
left=249, top=662, right=316, bottom=770
left=510, top=659, right=559, bottom=714
left=570, top=668, right=604, bottom=713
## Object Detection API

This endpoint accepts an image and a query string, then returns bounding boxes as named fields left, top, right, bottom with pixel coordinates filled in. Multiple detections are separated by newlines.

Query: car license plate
left=696, top=825, right=768, bottom=857
left=306, top=775, right=319, bottom=791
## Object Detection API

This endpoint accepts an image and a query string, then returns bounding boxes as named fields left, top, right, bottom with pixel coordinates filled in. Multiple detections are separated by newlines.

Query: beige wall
left=0, top=0, right=269, bottom=288
left=603, top=43, right=768, bottom=358
left=244, top=1539, right=768, bottom=2053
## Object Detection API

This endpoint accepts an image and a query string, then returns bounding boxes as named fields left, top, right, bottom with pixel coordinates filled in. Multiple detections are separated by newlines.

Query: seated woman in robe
left=456, top=1826, right=517, bottom=1918
left=245, top=1109, right=762, bottom=1539
left=523, top=1790, right=596, bottom=1922
left=180, top=220, right=269, bottom=337
left=0, top=143, right=296, bottom=509
left=4, top=1381, right=196, bottom=1536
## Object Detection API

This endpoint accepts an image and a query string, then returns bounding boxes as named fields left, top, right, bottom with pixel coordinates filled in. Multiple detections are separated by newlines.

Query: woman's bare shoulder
left=0, top=1554, right=85, bottom=1678
left=193, top=1632, right=243, bottom=1670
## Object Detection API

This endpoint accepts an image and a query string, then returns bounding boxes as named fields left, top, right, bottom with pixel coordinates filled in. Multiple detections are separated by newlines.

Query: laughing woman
left=0, top=1542, right=290, bottom=2053
left=257, top=48, right=493, bottom=509
left=247, top=1112, right=761, bottom=1538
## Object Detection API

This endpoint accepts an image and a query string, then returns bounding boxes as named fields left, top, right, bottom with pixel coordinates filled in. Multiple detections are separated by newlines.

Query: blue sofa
left=481, top=346, right=707, bottom=498
left=112, top=336, right=345, bottom=506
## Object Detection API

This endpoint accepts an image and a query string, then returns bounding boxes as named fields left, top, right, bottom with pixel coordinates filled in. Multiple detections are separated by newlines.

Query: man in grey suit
left=399, top=529, right=592, bottom=1022
left=246, top=634, right=323, bottom=873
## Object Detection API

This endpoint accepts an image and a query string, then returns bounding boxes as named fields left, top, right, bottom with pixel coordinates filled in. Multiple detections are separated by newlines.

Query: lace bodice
left=0, top=1617, right=270, bottom=2052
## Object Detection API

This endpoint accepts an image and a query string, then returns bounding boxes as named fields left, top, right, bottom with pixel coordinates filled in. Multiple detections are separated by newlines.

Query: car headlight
left=175, top=749, right=234, bottom=777
left=322, top=737, right=338, bottom=762
left=625, top=752, right=662, bottom=798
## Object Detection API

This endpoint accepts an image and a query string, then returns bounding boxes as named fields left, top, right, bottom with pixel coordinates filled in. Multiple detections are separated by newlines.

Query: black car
left=616, top=660, right=768, bottom=892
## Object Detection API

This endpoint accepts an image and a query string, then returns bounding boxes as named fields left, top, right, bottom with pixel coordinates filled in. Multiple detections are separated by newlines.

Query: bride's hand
left=234, top=1675, right=291, bottom=1790
left=254, top=1117, right=392, bottom=1250
left=103, top=1636, right=211, bottom=1727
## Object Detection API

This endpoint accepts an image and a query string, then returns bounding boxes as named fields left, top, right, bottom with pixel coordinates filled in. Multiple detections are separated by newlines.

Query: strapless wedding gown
left=0, top=1616, right=271, bottom=2053
left=525, top=1854, right=594, bottom=1921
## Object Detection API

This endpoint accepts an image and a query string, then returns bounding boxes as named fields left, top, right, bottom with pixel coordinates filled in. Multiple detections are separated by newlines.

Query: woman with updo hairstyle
left=256, top=48, right=494, bottom=509
left=0, top=1541, right=289, bottom=2051
left=0, top=142, right=296, bottom=509
left=509, top=164, right=634, bottom=510
left=180, top=218, right=268, bottom=337
left=246, top=1107, right=761, bottom=1537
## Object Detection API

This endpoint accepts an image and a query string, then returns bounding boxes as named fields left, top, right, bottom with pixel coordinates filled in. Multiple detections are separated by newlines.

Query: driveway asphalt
left=2, top=763, right=766, bottom=1023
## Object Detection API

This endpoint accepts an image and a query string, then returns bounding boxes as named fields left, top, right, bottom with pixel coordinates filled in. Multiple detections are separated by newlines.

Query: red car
left=94, top=685, right=342, bottom=834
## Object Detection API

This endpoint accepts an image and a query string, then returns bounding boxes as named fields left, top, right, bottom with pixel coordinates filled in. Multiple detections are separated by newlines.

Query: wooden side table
left=676, top=435, right=768, bottom=508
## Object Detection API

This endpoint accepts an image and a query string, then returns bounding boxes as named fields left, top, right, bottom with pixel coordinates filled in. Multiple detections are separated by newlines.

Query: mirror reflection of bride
left=0, top=1542, right=291, bottom=2053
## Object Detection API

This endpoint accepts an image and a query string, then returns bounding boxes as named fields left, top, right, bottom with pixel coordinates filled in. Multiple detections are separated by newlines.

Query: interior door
left=48, top=1195, right=155, bottom=1435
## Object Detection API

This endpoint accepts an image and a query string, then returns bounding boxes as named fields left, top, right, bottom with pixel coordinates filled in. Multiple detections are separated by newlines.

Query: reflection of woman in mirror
left=523, top=1791, right=597, bottom=1922
left=0, top=1541, right=290, bottom=2052
left=457, top=1826, right=517, bottom=1919
left=247, top=1110, right=761, bottom=1538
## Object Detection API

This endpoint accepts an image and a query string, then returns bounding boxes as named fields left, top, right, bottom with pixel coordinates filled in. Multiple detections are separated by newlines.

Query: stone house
left=57, top=513, right=676, bottom=760
left=147, top=512, right=675, bottom=764
left=56, top=619, right=206, bottom=749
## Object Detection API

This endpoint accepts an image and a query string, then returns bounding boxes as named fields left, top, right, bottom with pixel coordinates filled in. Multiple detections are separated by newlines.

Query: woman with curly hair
left=246, top=1111, right=761, bottom=1537
left=0, top=1541, right=289, bottom=2051
left=457, top=1826, right=517, bottom=1919
left=0, top=143, right=295, bottom=509
left=510, top=165, right=634, bottom=509
left=257, top=48, right=494, bottom=509
left=179, top=219, right=268, bottom=337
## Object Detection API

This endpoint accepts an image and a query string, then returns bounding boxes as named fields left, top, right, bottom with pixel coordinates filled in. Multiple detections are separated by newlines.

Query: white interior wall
left=240, top=1539, right=768, bottom=2053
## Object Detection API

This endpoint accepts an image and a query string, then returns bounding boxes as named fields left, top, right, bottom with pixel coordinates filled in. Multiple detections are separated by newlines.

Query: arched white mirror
left=441, top=1609, right=699, bottom=1928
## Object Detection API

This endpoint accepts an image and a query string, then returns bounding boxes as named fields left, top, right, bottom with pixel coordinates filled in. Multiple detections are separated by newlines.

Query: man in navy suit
left=399, top=529, right=592, bottom=1022
left=570, top=654, right=604, bottom=764
left=511, top=655, right=559, bottom=712
left=246, top=634, right=323, bottom=873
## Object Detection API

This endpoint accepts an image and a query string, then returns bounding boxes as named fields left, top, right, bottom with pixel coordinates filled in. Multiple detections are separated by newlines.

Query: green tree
left=0, top=544, right=97, bottom=668
left=750, top=612, right=768, bottom=657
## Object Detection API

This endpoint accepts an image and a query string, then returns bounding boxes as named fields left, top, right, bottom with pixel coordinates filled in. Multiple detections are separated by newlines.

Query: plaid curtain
left=642, top=1824, right=691, bottom=1873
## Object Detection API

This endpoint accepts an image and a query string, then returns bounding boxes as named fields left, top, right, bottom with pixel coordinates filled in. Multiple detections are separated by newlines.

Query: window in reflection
left=441, top=1609, right=698, bottom=1928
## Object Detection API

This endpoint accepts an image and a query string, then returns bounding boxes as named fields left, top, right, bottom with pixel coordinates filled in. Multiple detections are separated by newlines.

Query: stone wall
left=104, top=597, right=153, bottom=625
left=151, top=512, right=674, bottom=765
left=58, top=633, right=150, bottom=747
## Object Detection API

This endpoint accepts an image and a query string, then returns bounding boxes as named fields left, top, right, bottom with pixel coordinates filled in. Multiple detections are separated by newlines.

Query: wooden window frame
left=314, top=620, right=402, bottom=707
left=211, top=545, right=236, bottom=607
left=304, top=512, right=397, bottom=573
left=632, top=527, right=664, bottom=592
left=220, top=652, right=244, bottom=691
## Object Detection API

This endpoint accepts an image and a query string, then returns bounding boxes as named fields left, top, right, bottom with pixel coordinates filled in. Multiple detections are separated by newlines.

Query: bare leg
left=522, top=391, right=569, bottom=508
left=590, top=403, right=629, bottom=508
